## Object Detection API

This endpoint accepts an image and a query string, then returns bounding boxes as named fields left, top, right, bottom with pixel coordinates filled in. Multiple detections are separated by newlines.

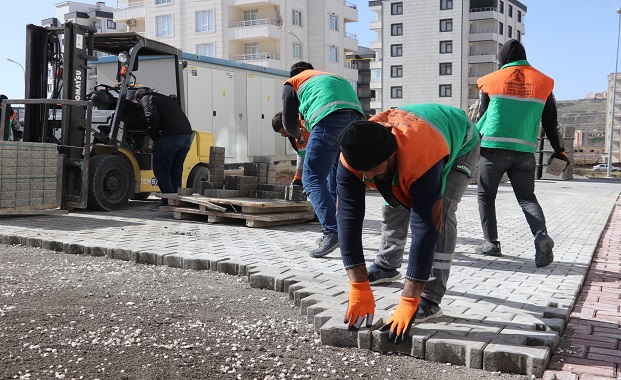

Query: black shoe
left=534, top=230, right=554, bottom=268
left=367, top=263, right=402, bottom=285
left=415, top=298, right=443, bottom=322
left=475, top=241, right=502, bottom=256
left=309, top=232, right=339, bottom=258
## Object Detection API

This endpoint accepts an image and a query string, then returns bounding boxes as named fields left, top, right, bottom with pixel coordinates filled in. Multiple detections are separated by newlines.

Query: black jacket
left=139, top=92, right=192, bottom=141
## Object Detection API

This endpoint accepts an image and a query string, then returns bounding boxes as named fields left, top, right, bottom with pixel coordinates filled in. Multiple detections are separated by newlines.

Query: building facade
left=112, top=0, right=359, bottom=83
left=605, top=72, right=621, bottom=163
left=368, top=0, right=526, bottom=113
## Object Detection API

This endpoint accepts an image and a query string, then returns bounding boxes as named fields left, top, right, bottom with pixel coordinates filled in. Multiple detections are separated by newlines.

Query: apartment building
left=368, top=0, right=526, bottom=113
left=605, top=73, right=621, bottom=162
left=113, top=0, right=359, bottom=84
left=43, top=1, right=117, bottom=31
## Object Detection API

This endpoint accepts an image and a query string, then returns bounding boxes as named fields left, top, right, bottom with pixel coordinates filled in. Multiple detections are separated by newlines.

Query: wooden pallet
left=0, top=209, right=68, bottom=217
left=156, top=194, right=315, bottom=228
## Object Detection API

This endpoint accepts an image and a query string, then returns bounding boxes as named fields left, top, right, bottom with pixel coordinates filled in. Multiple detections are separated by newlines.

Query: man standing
left=282, top=61, right=364, bottom=258
left=475, top=39, right=570, bottom=267
left=337, top=104, right=479, bottom=342
left=135, top=88, right=193, bottom=206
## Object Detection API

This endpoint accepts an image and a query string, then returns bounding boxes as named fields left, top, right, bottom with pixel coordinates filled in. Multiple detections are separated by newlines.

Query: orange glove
left=379, top=296, right=420, bottom=343
left=344, top=280, right=375, bottom=331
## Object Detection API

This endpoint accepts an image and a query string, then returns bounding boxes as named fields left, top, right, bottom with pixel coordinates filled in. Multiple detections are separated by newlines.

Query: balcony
left=469, top=50, right=497, bottom=64
left=370, top=38, right=381, bottom=50
left=370, top=19, right=382, bottom=30
left=229, top=52, right=281, bottom=68
left=469, top=28, right=499, bottom=42
left=114, top=0, right=145, bottom=23
left=228, top=0, right=280, bottom=6
left=370, top=98, right=382, bottom=110
left=343, top=32, right=358, bottom=52
left=343, top=1, right=358, bottom=22
left=370, top=59, right=382, bottom=70
left=228, top=18, right=282, bottom=41
left=469, top=7, right=499, bottom=20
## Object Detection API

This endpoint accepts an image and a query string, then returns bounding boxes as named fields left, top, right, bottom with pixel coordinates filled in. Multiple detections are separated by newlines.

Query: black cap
left=339, top=120, right=397, bottom=171
left=290, top=61, right=314, bottom=77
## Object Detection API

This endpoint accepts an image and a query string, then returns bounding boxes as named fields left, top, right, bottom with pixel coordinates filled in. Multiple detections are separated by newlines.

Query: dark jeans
left=477, top=147, right=547, bottom=241
left=153, top=133, right=193, bottom=202
left=302, top=110, right=363, bottom=234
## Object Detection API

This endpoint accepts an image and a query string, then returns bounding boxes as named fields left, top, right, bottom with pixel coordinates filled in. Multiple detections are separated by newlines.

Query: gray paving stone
left=425, top=334, right=487, bottom=369
left=483, top=343, right=550, bottom=378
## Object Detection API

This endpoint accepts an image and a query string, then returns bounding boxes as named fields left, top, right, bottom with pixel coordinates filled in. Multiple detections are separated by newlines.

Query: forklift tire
left=87, top=155, right=135, bottom=211
left=187, top=165, right=210, bottom=194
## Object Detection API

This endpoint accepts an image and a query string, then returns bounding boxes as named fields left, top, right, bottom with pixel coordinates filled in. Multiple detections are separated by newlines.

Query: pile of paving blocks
left=0, top=141, right=60, bottom=210
left=200, top=147, right=306, bottom=201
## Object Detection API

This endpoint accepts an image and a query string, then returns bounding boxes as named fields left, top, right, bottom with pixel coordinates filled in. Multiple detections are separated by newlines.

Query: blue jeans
left=303, top=110, right=363, bottom=234
left=153, top=133, right=193, bottom=200
left=376, top=140, right=480, bottom=304
left=477, top=147, right=546, bottom=241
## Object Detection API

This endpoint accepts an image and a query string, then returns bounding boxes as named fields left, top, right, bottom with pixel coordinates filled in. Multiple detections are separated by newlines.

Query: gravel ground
left=0, top=244, right=529, bottom=380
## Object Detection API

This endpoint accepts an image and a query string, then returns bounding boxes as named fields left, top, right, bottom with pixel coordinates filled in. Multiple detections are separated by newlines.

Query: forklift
left=23, top=22, right=215, bottom=211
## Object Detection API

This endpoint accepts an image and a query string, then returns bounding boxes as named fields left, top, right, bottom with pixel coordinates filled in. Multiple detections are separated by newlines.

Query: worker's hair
left=272, top=112, right=284, bottom=133
left=134, top=87, right=153, bottom=101
left=290, top=61, right=314, bottom=77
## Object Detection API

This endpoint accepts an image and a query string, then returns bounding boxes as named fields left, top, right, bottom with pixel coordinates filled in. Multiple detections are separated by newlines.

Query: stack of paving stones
left=539, top=125, right=574, bottom=180
left=199, top=152, right=306, bottom=201
left=0, top=141, right=59, bottom=209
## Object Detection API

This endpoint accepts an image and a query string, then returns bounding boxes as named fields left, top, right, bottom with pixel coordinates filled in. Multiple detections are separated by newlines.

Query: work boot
left=367, top=262, right=402, bottom=285
left=534, top=230, right=554, bottom=268
left=415, top=298, right=443, bottom=322
left=309, top=232, right=339, bottom=258
left=475, top=240, right=502, bottom=256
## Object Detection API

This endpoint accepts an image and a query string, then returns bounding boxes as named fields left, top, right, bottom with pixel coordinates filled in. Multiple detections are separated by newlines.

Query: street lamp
left=6, top=58, right=25, bottom=75
left=607, top=8, right=621, bottom=178
left=288, top=31, right=302, bottom=61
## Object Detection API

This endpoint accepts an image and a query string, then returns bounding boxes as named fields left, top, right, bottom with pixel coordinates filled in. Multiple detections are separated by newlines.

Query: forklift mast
left=24, top=22, right=96, bottom=150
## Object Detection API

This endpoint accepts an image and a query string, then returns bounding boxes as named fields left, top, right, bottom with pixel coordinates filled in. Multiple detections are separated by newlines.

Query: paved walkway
left=0, top=178, right=619, bottom=378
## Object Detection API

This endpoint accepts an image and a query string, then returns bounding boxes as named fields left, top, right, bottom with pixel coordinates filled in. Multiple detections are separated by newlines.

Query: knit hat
left=339, top=120, right=397, bottom=171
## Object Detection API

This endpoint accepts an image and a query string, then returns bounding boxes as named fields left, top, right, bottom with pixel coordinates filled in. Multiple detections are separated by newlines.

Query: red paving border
left=545, top=195, right=621, bottom=380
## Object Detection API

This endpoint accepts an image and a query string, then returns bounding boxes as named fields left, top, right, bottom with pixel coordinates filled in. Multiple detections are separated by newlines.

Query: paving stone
left=425, top=334, right=487, bottom=368
left=483, top=343, right=550, bottom=377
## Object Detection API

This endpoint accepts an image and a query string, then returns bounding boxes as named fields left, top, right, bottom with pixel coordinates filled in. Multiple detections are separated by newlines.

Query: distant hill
left=556, top=99, right=606, bottom=134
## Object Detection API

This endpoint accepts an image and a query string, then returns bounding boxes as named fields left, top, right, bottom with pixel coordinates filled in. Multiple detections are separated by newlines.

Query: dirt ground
left=0, top=244, right=530, bottom=380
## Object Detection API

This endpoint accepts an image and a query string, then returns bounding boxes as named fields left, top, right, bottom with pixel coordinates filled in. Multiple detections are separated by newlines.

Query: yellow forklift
left=23, top=22, right=214, bottom=211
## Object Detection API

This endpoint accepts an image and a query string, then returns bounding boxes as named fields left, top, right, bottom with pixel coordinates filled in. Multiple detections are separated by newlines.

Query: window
left=195, top=10, right=214, bottom=32
left=508, top=5, right=513, bottom=17
left=292, top=10, right=302, bottom=26
left=391, top=44, right=403, bottom=57
left=245, top=43, right=259, bottom=58
left=391, top=23, right=403, bottom=36
left=330, top=45, right=338, bottom=62
left=499, top=1, right=504, bottom=14
left=508, top=25, right=512, bottom=38
left=440, top=0, right=453, bottom=10
left=498, top=21, right=503, bottom=35
left=517, top=10, right=522, bottom=23
left=440, top=40, right=452, bottom=53
left=155, top=0, right=171, bottom=4
left=391, top=86, right=403, bottom=99
left=244, top=9, right=258, bottom=24
left=371, top=68, right=381, bottom=82
left=107, top=19, right=116, bottom=29
left=329, top=14, right=338, bottom=31
left=517, top=30, right=522, bottom=42
left=293, top=42, right=301, bottom=59
left=439, top=85, right=452, bottom=97
left=391, top=65, right=403, bottom=78
left=197, top=43, right=215, bottom=57
left=440, top=19, right=452, bottom=32
left=156, top=15, right=173, bottom=36
left=439, top=62, right=452, bottom=75
left=391, top=2, right=403, bottom=15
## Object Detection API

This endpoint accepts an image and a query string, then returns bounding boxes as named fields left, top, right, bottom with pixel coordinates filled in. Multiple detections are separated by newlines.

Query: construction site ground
left=0, top=175, right=620, bottom=379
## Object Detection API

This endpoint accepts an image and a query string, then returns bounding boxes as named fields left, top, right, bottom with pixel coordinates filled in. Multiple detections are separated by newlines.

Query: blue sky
left=1, top=0, right=619, bottom=101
